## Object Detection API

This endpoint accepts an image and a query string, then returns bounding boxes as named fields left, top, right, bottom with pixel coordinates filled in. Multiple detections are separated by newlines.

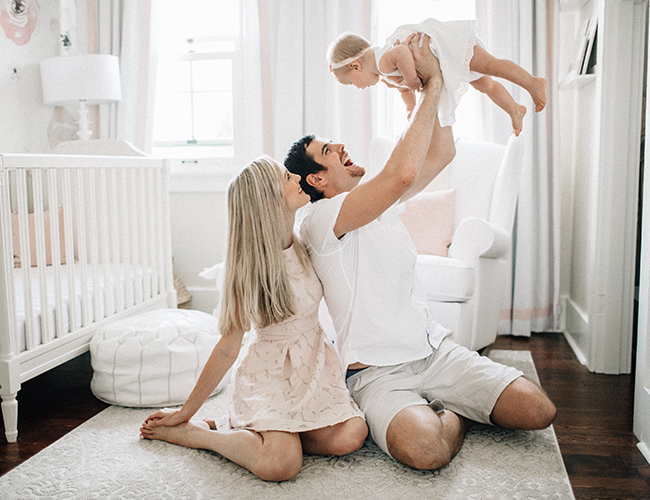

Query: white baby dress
left=228, top=244, right=363, bottom=432
left=375, top=18, right=486, bottom=127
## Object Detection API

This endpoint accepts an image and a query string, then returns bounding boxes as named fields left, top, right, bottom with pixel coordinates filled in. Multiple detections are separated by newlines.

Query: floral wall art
left=0, top=0, right=38, bottom=46
left=0, top=0, right=86, bottom=153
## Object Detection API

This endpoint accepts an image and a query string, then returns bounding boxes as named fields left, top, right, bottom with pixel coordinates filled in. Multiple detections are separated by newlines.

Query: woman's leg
left=300, top=416, right=368, bottom=455
left=470, top=76, right=527, bottom=136
left=469, top=45, right=547, bottom=112
left=140, top=419, right=303, bottom=482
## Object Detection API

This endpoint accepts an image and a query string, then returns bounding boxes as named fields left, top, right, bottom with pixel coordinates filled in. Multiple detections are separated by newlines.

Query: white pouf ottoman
left=90, top=308, right=230, bottom=407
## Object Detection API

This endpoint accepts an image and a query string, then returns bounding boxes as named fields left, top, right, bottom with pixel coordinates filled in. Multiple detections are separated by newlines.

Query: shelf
left=559, top=71, right=596, bottom=90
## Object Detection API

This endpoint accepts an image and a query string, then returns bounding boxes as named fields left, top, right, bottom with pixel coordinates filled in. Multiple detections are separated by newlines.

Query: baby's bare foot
left=531, top=77, right=547, bottom=112
left=511, top=104, right=527, bottom=136
left=141, top=420, right=211, bottom=449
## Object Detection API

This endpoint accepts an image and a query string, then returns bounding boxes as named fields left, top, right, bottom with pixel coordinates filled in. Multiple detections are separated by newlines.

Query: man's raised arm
left=333, top=34, right=444, bottom=238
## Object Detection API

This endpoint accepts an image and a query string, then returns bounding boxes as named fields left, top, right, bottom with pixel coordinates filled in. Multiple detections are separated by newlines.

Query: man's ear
left=306, top=172, right=325, bottom=188
left=349, top=60, right=361, bottom=71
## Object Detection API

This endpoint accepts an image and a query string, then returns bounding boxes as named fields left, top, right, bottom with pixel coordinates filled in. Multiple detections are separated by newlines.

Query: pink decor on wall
left=1, top=0, right=39, bottom=46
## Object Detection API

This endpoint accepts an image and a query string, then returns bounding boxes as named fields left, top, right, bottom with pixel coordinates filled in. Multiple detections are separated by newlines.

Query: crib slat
left=146, top=168, right=157, bottom=296
left=0, top=168, right=18, bottom=357
left=109, top=169, right=125, bottom=313
left=161, top=161, right=173, bottom=303
left=87, top=169, right=101, bottom=323
left=120, top=169, right=133, bottom=307
left=138, top=169, right=151, bottom=300
left=62, top=169, right=77, bottom=334
left=130, top=169, right=142, bottom=306
left=98, top=168, right=113, bottom=318
left=74, top=169, right=90, bottom=327
left=16, top=171, right=35, bottom=351
left=154, top=168, right=165, bottom=298
left=46, top=169, right=65, bottom=337
left=109, top=168, right=124, bottom=313
left=31, top=170, right=51, bottom=345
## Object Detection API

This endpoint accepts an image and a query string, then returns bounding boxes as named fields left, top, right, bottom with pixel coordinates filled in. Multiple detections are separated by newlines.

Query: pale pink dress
left=228, top=244, right=363, bottom=432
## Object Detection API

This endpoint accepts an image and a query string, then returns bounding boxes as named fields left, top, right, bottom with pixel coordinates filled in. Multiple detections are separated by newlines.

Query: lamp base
left=76, top=101, right=92, bottom=141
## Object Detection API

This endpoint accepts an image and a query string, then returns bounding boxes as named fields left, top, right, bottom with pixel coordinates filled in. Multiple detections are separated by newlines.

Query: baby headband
left=329, top=46, right=373, bottom=71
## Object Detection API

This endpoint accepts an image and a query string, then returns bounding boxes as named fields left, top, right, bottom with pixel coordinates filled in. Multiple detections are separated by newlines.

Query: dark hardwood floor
left=1, top=333, right=649, bottom=499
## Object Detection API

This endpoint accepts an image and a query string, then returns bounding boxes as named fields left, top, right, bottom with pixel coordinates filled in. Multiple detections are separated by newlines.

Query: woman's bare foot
left=203, top=418, right=217, bottom=430
left=530, top=77, right=547, bottom=112
left=510, top=104, right=527, bottom=136
left=140, top=420, right=211, bottom=449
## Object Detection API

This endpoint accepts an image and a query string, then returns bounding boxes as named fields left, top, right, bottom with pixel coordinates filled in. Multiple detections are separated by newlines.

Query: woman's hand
left=141, top=408, right=188, bottom=430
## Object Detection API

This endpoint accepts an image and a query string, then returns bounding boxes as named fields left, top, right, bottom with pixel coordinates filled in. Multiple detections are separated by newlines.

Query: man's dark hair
left=284, top=134, right=326, bottom=203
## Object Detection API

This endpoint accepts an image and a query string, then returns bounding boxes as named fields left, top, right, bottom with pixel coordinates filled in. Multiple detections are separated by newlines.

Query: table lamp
left=40, top=54, right=122, bottom=140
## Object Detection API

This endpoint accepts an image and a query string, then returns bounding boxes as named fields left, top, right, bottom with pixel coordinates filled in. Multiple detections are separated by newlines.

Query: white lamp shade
left=40, top=54, right=122, bottom=106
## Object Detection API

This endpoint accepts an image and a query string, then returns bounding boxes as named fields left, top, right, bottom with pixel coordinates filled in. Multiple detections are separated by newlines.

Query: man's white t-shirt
left=299, top=192, right=450, bottom=370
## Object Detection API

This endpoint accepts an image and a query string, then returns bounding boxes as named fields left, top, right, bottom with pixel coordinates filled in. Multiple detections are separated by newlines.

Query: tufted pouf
left=90, top=308, right=230, bottom=407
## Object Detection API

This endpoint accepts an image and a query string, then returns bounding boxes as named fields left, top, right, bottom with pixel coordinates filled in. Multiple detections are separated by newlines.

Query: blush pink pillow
left=12, top=206, right=67, bottom=268
left=400, top=189, right=455, bottom=257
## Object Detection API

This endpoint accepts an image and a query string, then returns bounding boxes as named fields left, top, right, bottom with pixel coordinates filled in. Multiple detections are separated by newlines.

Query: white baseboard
left=638, top=442, right=650, bottom=466
left=562, top=296, right=589, bottom=367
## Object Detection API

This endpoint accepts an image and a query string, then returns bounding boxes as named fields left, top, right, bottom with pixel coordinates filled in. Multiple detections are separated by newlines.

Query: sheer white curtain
left=89, top=0, right=157, bottom=152
left=259, top=0, right=372, bottom=162
left=476, top=0, right=561, bottom=336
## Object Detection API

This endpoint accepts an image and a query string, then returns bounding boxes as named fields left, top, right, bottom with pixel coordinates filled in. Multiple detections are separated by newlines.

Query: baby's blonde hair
left=327, top=32, right=371, bottom=83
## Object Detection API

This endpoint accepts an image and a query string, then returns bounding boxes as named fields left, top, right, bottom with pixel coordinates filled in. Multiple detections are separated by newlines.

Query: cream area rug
left=1, top=350, right=574, bottom=499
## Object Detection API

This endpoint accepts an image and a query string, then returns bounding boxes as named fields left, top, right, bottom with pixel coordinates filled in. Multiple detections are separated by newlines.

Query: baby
left=327, top=19, right=547, bottom=136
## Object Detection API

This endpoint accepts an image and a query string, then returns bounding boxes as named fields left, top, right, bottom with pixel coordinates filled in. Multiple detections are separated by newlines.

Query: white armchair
left=368, top=134, right=525, bottom=351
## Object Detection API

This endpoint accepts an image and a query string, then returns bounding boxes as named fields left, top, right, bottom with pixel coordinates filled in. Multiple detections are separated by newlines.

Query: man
left=284, top=34, right=556, bottom=470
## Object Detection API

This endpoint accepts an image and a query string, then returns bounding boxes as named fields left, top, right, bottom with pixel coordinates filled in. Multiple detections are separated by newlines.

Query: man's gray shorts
left=346, top=337, right=523, bottom=457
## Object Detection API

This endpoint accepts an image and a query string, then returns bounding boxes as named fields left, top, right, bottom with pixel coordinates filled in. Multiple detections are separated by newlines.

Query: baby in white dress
left=328, top=18, right=546, bottom=136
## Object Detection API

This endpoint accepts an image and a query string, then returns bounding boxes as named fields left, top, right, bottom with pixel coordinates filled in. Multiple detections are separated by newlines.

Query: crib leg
left=1, top=392, right=18, bottom=443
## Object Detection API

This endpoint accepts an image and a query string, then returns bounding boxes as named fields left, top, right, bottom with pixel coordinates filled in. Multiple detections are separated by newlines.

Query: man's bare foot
left=140, top=420, right=211, bottom=449
left=530, top=77, right=547, bottom=112
left=511, top=104, right=527, bottom=136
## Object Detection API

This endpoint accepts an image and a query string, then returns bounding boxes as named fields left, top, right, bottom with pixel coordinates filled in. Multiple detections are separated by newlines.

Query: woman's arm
left=142, top=324, right=245, bottom=428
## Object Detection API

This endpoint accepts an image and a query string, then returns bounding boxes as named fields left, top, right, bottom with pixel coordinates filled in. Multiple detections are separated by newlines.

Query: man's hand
left=408, top=33, right=441, bottom=90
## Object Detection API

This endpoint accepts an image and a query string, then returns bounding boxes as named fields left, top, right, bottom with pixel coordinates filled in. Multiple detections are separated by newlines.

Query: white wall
left=557, top=0, right=646, bottom=373
left=169, top=189, right=229, bottom=314
left=0, top=1, right=63, bottom=153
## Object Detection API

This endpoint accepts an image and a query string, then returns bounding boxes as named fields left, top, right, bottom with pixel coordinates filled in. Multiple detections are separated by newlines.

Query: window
left=373, top=0, right=480, bottom=141
left=152, top=0, right=240, bottom=163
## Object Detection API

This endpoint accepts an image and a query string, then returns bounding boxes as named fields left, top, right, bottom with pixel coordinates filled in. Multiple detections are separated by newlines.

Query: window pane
left=156, top=61, right=191, bottom=93
left=157, top=0, right=239, bottom=55
left=192, top=60, right=232, bottom=92
left=189, top=39, right=235, bottom=54
left=193, top=92, right=233, bottom=141
left=153, top=94, right=192, bottom=142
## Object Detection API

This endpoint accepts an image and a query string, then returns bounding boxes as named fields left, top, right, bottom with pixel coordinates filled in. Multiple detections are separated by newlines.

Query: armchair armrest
left=450, top=217, right=510, bottom=264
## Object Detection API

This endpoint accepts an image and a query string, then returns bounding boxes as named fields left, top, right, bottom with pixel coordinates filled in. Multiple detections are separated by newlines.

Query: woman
left=140, top=157, right=367, bottom=482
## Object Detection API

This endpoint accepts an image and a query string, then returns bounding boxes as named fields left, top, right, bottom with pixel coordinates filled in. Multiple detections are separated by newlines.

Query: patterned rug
left=1, top=350, right=574, bottom=499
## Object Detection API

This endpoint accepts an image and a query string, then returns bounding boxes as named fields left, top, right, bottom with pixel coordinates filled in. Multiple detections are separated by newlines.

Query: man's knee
left=492, top=376, right=557, bottom=430
left=389, top=434, right=452, bottom=470
left=385, top=405, right=454, bottom=471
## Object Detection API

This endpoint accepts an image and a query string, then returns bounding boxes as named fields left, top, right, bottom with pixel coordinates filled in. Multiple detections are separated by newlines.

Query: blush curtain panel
left=476, top=0, right=561, bottom=336
left=89, top=0, right=157, bottom=152
left=259, top=0, right=372, bottom=163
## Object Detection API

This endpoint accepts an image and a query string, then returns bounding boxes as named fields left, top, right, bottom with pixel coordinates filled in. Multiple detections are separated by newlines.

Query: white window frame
left=152, top=3, right=258, bottom=191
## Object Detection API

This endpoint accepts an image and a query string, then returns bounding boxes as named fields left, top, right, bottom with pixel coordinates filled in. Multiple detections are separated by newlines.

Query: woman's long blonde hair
left=218, top=156, right=310, bottom=334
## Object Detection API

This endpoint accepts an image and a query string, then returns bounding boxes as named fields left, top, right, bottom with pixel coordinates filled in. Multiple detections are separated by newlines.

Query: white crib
left=0, top=152, right=176, bottom=442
